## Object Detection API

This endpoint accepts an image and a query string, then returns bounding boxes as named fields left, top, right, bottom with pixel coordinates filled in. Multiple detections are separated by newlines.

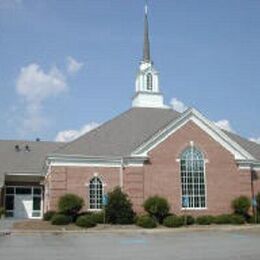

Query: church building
left=0, top=6, right=260, bottom=219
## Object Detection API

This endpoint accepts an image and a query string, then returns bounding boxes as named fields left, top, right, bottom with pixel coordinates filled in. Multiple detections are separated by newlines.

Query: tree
left=106, top=187, right=135, bottom=224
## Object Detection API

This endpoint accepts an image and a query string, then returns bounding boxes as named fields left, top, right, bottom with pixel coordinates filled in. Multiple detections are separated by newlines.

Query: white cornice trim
left=236, top=160, right=260, bottom=170
left=131, top=108, right=255, bottom=161
left=47, top=155, right=148, bottom=168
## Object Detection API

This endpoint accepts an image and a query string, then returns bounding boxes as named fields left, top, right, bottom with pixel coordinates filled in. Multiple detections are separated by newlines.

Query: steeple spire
left=143, top=2, right=151, bottom=62
left=132, top=2, right=166, bottom=108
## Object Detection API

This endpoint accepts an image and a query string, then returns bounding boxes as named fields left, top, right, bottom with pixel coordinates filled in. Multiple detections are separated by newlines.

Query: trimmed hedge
left=230, top=214, right=245, bottom=225
left=196, top=215, right=215, bottom=225
left=214, top=214, right=232, bottom=224
left=136, top=215, right=157, bottom=229
left=58, top=194, right=84, bottom=219
left=51, top=214, right=71, bottom=225
left=91, top=211, right=105, bottom=224
left=183, top=215, right=195, bottom=225
left=143, top=196, right=170, bottom=223
left=43, top=211, right=56, bottom=221
left=232, top=196, right=251, bottom=216
left=163, top=215, right=184, bottom=228
left=76, top=215, right=96, bottom=228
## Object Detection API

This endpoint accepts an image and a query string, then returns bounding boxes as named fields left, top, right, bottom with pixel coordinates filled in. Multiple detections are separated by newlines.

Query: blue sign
left=182, top=196, right=189, bottom=208
left=102, top=194, right=109, bottom=206
left=252, top=198, right=257, bottom=207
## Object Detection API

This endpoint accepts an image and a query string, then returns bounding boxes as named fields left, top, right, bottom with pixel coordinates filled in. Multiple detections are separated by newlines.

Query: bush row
left=136, top=214, right=245, bottom=228
left=44, top=210, right=105, bottom=227
left=43, top=188, right=260, bottom=228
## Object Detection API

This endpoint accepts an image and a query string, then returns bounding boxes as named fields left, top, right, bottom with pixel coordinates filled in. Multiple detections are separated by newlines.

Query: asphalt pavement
left=0, top=229, right=260, bottom=260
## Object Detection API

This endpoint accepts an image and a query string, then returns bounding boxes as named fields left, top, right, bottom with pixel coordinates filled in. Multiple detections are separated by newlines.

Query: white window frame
left=179, top=146, right=207, bottom=210
left=88, top=177, right=104, bottom=211
left=4, top=185, right=43, bottom=219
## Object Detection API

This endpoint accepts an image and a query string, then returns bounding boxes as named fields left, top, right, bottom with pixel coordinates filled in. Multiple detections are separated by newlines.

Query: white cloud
left=66, top=56, right=84, bottom=75
left=170, top=97, right=188, bottom=113
left=250, top=137, right=260, bottom=144
left=17, top=63, right=67, bottom=103
left=214, top=119, right=234, bottom=132
left=16, top=63, right=67, bottom=133
left=55, top=122, right=100, bottom=142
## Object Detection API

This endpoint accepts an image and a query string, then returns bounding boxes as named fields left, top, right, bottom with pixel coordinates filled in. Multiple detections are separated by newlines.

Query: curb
left=6, top=224, right=260, bottom=235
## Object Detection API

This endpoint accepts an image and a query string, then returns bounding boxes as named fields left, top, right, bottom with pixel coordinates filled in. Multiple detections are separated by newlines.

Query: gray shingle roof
left=54, top=107, right=181, bottom=157
left=1, top=107, right=260, bottom=188
left=54, top=107, right=260, bottom=161
left=223, top=131, right=260, bottom=161
left=0, top=140, right=62, bottom=187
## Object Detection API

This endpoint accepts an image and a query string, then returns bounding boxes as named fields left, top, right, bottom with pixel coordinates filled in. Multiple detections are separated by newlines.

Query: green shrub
left=91, top=211, right=104, bottom=224
left=58, top=193, right=84, bottom=220
left=232, top=196, right=251, bottom=216
left=256, top=193, right=260, bottom=217
left=230, top=214, right=245, bottom=225
left=106, top=187, right=135, bottom=224
left=143, top=196, right=170, bottom=223
left=214, top=214, right=233, bottom=224
left=43, top=211, right=56, bottom=221
left=136, top=215, right=157, bottom=228
left=0, top=207, right=5, bottom=218
left=196, top=215, right=215, bottom=225
left=51, top=214, right=71, bottom=225
left=163, top=215, right=184, bottom=228
left=76, top=215, right=96, bottom=228
left=256, top=192, right=260, bottom=207
left=182, top=215, right=195, bottom=225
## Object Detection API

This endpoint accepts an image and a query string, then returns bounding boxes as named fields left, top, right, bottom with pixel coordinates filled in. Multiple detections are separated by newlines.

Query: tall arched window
left=89, top=177, right=103, bottom=210
left=146, top=73, right=153, bottom=91
left=180, top=147, right=206, bottom=208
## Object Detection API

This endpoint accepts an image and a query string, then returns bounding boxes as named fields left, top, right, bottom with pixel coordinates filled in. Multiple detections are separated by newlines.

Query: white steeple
left=132, top=3, right=166, bottom=108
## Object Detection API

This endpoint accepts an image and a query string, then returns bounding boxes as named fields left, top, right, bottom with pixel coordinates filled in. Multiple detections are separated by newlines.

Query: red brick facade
left=45, top=121, right=260, bottom=216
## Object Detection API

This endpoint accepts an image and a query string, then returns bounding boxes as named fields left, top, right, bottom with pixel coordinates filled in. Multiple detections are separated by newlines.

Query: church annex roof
left=0, top=140, right=63, bottom=186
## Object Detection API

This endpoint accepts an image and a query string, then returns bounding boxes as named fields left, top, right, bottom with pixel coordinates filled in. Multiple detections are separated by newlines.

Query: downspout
left=250, top=164, right=256, bottom=223
left=120, top=157, right=124, bottom=190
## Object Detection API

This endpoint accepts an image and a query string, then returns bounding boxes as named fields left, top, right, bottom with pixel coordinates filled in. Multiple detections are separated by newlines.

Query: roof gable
left=132, top=108, right=256, bottom=161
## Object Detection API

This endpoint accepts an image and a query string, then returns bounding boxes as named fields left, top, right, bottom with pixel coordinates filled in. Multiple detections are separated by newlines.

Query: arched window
left=146, top=73, right=153, bottom=91
left=89, top=177, right=103, bottom=210
left=180, top=147, right=206, bottom=208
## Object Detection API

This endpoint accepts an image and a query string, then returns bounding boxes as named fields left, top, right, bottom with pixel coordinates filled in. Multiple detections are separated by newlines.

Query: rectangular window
left=5, top=195, right=14, bottom=210
left=16, top=187, right=32, bottom=195
left=33, top=197, right=41, bottom=211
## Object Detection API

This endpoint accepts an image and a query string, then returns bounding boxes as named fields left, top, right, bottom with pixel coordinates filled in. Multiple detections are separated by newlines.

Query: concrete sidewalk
left=0, top=218, right=15, bottom=235
left=8, top=223, right=260, bottom=234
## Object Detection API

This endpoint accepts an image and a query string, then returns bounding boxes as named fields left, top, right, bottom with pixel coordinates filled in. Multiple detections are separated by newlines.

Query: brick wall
left=125, top=121, right=252, bottom=216
left=45, top=166, right=121, bottom=212
left=46, top=121, right=256, bottom=216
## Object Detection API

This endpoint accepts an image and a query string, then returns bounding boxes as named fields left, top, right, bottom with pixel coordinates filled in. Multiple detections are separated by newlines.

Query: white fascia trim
left=47, top=155, right=148, bottom=168
left=132, top=108, right=255, bottom=161
left=237, top=160, right=260, bottom=170
left=5, top=172, right=43, bottom=176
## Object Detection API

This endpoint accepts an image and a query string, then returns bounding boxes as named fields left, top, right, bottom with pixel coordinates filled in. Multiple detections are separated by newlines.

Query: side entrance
left=4, top=186, right=43, bottom=219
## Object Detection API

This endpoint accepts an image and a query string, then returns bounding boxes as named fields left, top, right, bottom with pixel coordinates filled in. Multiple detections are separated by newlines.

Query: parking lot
left=1, top=229, right=260, bottom=260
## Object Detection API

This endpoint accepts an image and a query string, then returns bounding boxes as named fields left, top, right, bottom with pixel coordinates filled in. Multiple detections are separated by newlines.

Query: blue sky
left=0, top=0, right=260, bottom=143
